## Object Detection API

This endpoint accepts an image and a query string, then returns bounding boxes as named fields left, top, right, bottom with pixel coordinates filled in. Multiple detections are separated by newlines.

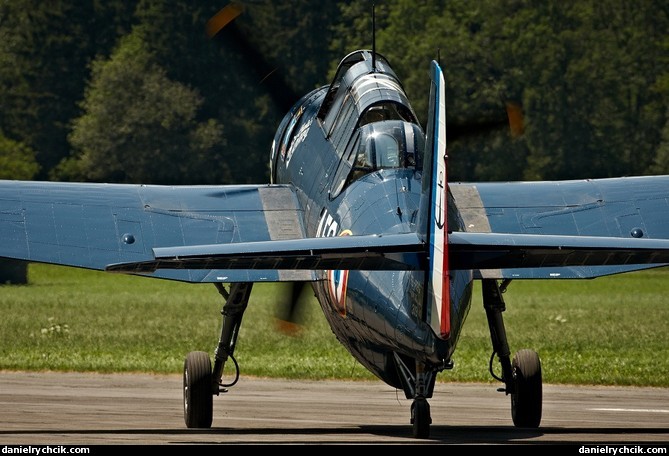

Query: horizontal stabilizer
left=107, top=230, right=669, bottom=279
left=106, top=233, right=425, bottom=273
left=449, top=231, right=669, bottom=272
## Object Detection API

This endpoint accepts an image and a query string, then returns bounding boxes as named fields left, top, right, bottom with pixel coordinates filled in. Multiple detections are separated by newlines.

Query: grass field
left=1, top=263, right=668, bottom=387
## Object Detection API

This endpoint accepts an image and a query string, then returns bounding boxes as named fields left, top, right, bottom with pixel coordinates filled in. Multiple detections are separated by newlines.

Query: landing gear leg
left=482, top=279, right=542, bottom=428
left=183, top=282, right=253, bottom=429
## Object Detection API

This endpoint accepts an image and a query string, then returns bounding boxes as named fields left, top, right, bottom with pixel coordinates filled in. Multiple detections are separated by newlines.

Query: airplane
left=3, top=4, right=669, bottom=440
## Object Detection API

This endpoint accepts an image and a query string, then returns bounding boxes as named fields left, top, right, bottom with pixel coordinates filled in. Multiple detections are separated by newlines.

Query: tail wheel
left=183, top=351, right=214, bottom=428
left=411, top=397, right=431, bottom=439
left=511, top=349, right=542, bottom=428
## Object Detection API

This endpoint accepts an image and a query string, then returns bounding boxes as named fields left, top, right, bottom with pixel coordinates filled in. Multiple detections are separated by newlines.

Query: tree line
left=1, top=0, right=667, bottom=185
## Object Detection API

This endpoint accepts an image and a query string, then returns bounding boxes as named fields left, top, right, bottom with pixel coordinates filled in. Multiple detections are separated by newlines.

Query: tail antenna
left=372, top=3, right=376, bottom=71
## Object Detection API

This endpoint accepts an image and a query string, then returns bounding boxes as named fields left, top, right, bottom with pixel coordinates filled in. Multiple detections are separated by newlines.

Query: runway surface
left=1, top=371, right=668, bottom=445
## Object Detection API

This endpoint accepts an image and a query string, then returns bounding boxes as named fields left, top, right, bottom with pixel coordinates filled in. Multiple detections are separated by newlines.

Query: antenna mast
left=372, top=3, right=376, bottom=71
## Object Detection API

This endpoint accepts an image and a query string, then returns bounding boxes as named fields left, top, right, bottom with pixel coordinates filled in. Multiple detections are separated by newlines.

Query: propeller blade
left=275, top=281, right=307, bottom=336
left=205, top=3, right=244, bottom=39
left=447, top=101, right=525, bottom=141
left=205, top=3, right=299, bottom=113
left=505, top=101, right=525, bottom=137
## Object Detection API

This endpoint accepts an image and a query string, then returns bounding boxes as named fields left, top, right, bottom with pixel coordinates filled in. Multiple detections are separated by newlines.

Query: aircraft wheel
left=511, top=349, right=542, bottom=428
left=411, top=397, right=431, bottom=438
left=183, top=351, right=213, bottom=428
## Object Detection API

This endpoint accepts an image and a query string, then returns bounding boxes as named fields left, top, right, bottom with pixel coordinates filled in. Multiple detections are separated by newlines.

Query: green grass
left=1, top=263, right=668, bottom=387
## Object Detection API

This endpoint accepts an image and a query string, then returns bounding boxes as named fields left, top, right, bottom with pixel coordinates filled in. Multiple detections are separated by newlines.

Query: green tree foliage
left=117, top=1, right=346, bottom=184
left=0, top=132, right=39, bottom=179
left=210, top=1, right=343, bottom=99
left=338, top=0, right=528, bottom=181
left=337, top=0, right=669, bottom=182
left=0, top=0, right=135, bottom=178
left=67, top=31, right=226, bottom=184
left=223, top=1, right=345, bottom=182
left=99, top=0, right=342, bottom=184
left=1, top=1, right=667, bottom=184
left=494, top=1, right=669, bottom=180
left=647, top=7, right=669, bottom=174
left=650, top=117, right=669, bottom=173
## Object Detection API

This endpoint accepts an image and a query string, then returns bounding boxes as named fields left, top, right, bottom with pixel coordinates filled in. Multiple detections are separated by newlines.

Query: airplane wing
left=3, top=177, right=668, bottom=283
left=0, top=180, right=315, bottom=283
left=449, top=177, right=669, bottom=279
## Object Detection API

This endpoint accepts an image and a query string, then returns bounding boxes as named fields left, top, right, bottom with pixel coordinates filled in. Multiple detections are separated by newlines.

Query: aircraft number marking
left=317, top=209, right=348, bottom=317
left=316, top=209, right=339, bottom=238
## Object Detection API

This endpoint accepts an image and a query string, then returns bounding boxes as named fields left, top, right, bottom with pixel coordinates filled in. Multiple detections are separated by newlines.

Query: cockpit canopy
left=330, top=119, right=425, bottom=198
left=318, top=50, right=427, bottom=198
left=355, top=120, right=423, bottom=170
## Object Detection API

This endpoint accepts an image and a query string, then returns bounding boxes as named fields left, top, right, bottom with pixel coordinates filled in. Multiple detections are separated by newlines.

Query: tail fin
left=417, top=60, right=451, bottom=339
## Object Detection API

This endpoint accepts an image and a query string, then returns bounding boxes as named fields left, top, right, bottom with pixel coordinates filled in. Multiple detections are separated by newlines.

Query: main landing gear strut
left=183, top=282, right=253, bottom=428
left=482, top=279, right=543, bottom=428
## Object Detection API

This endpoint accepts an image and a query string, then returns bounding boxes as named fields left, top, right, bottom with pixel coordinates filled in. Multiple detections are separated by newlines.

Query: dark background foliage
left=1, top=0, right=667, bottom=184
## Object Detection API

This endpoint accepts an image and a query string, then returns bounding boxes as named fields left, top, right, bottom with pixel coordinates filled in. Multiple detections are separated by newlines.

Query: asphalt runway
left=0, top=371, right=668, bottom=445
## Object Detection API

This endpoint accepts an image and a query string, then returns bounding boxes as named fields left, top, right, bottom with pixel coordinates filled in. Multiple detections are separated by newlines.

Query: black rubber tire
left=411, top=397, right=431, bottom=439
left=511, top=349, right=542, bottom=428
left=183, top=351, right=213, bottom=428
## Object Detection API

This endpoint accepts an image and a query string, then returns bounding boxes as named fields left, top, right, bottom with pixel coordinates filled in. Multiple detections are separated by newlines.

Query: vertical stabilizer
left=418, top=60, right=450, bottom=339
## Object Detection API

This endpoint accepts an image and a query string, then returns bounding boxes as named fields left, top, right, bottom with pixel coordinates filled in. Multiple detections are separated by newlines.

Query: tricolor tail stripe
left=426, top=60, right=451, bottom=340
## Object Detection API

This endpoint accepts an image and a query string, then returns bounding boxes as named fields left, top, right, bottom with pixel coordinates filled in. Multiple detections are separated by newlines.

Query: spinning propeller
left=206, top=3, right=299, bottom=114
left=207, top=3, right=308, bottom=333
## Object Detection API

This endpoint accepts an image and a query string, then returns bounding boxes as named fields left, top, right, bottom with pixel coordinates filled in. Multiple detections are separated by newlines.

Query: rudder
left=417, top=60, right=451, bottom=340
